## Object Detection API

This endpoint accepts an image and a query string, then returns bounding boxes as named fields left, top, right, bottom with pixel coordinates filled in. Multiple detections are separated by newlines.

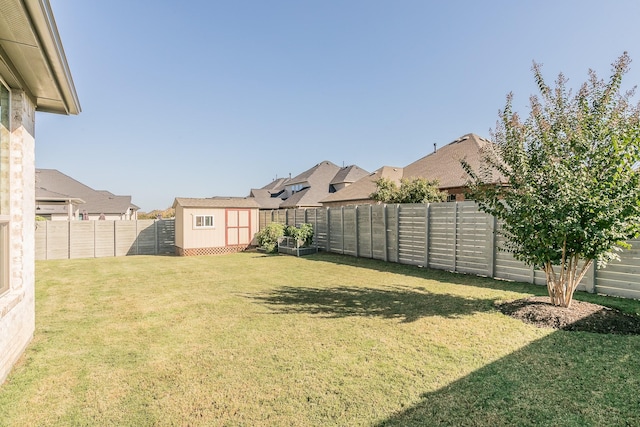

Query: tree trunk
left=543, top=257, right=593, bottom=308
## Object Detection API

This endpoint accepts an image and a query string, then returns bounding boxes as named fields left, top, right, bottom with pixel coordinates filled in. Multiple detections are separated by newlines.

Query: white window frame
left=193, top=215, right=215, bottom=229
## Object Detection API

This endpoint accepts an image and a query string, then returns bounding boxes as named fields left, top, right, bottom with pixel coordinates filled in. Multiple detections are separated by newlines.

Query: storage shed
left=173, top=197, right=260, bottom=256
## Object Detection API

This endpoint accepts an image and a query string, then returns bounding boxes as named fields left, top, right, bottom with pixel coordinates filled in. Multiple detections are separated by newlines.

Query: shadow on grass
left=303, top=252, right=545, bottom=293
left=250, top=285, right=495, bottom=323
left=301, top=252, right=640, bottom=314
left=374, top=329, right=640, bottom=426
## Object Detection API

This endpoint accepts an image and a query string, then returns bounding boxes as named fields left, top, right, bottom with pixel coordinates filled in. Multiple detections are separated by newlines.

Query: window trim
left=193, top=215, right=215, bottom=229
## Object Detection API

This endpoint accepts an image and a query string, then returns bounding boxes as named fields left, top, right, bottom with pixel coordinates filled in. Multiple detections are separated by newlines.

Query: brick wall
left=0, top=90, right=36, bottom=384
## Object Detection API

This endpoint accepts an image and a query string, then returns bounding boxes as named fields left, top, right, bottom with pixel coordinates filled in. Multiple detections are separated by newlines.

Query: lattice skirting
left=175, top=245, right=253, bottom=257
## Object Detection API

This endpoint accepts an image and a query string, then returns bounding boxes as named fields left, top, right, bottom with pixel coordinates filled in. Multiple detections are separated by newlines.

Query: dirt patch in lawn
left=497, top=296, right=640, bottom=335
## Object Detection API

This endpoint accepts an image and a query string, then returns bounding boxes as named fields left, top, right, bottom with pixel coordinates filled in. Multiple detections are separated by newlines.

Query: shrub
left=256, top=223, right=285, bottom=253
left=284, top=223, right=314, bottom=247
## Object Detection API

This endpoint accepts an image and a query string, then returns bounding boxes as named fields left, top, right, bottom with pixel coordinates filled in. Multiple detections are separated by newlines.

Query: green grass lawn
left=1, top=252, right=639, bottom=426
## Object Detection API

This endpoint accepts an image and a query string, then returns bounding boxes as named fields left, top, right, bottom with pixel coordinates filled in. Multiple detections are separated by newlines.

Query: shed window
left=194, top=215, right=214, bottom=228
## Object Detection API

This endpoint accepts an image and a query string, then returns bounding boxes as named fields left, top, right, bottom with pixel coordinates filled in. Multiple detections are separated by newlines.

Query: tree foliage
left=370, top=177, right=447, bottom=204
left=463, top=53, right=640, bottom=307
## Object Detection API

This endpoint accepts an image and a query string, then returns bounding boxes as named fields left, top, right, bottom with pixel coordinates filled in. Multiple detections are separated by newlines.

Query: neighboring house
left=252, top=161, right=369, bottom=209
left=248, top=177, right=291, bottom=210
left=321, top=133, right=501, bottom=206
left=173, top=197, right=260, bottom=256
left=35, top=169, right=139, bottom=220
left=0, top=0, right=80, bottom=384
left=321, top=166, right=404, bottom=208
left=402, top=133, right=501, bottom=201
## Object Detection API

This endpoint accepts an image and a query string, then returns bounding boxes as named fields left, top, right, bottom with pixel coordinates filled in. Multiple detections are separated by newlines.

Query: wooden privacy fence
left=35, top=219, right=176, bottom=260
left=259, top=202, right=640, bottom=300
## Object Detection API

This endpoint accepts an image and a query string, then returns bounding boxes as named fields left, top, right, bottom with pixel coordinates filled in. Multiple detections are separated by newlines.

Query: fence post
left=586, top=262, right=597, bottom=293
left=394, top=204, right=400, bottom=263
left=383, top=205, right=388, bottom=262
left=155, top=220, right=159, bottom=255
left=424, top=204, right=430, bottom=268
left=341, top=206, right=345, bottom=254
left=326, top=208, right=331, bottom=252
left=452, top=202, right=458, bottom=272
left=369, top=204, right=373, bottom=259
left=487, top=214, right=496, bottom=278
left=355, top=206, right=359, bottom=258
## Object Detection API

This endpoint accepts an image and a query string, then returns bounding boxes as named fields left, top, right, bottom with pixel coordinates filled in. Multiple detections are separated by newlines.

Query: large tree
left=370, top=177, right=447, bottom=204
left=463, top=53, right=640, bottom=308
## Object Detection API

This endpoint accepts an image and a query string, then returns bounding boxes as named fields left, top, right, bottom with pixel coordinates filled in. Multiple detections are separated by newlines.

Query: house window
left=194, top=215, right=214, bottom=228
left=447, top=194, right=457, bottom=202
left=0, top=82, right=9, bottom=295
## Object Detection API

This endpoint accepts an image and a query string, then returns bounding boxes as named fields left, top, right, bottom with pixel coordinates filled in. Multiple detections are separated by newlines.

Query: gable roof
left=260, top=177, right=290, bottom=192
left=402, top=133, right=499, bottom=188
left=320, top=133, right=502, bottom=205
left=0, top=0, right=80, bottom=114
left=330, top=165, right=370, bottom=186
left=279, top=161, right=341, bottom=208
left=321, top=166, right=404, bottom=204
left=173, top=197, right=259, bottom=209
left=247, top=188, right=284, bottom=209
left=35, top=169, right=138, bottom=214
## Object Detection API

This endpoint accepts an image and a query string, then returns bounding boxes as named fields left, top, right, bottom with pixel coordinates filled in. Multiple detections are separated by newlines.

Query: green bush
left=256, top=223, right=285, bottom=253
left=284, top=223, right=314, bottom=247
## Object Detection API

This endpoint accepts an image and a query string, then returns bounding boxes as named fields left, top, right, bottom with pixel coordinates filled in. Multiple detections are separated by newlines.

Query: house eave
left=0, top=0, right=81, bottom=115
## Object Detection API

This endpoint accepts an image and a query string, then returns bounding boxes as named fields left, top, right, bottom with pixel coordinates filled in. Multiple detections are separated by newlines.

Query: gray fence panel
left=595, top=240, right=640, bottom=299
left=428, top=203, right=455, bottom=270
left=386, top=205, right=399, bottom=263
left=455, top=202, right=491, bottom=276
left=398, top=204, right=427, bottom=266
left=35, top=222, right=47, bottom=260
left=258, top=204, right=640, bottom=300
left=157, top=219, right=176, bottom=255
left=357, top=205, right=373, bottom=258
left=136, top=220, right=158, bottom=255
left=36, top=219, right=175, bottom=260
left=328, top=208, right=343, bottom=253
left=371, top=205, right=387, bottom=261
left=343, top=207, right=358, bottom=256
left=115, top=222, right=138, bottom=256
left=70, top=221, right=95, bottom=259
left=95, top=221, right=116, bottom=257
left=46, top=221, right=69, bottom=260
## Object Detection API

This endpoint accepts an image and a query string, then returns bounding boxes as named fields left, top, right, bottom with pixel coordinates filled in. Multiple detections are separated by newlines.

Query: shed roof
left=0, top=0, right=80, bottom=114
left=173, top=197, right=260, bottom=209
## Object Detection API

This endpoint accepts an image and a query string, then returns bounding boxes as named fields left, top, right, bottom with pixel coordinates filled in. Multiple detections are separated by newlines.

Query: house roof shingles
left=279, top=161, right=342, bottom=208
left=402, top=133, right=498, bottom=188
left=320, top=133, right=502, bottom=205
left=321, top=166, right=404, bottom=204
left=35, top=169, right=138, bottom=215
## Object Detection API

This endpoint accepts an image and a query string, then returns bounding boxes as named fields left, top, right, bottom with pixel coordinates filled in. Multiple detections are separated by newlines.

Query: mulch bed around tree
left=496, top=296, right=640, bottom=335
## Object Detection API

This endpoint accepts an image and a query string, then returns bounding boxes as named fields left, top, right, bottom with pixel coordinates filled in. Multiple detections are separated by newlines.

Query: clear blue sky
left=37, top=0, right=640, bottom=212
